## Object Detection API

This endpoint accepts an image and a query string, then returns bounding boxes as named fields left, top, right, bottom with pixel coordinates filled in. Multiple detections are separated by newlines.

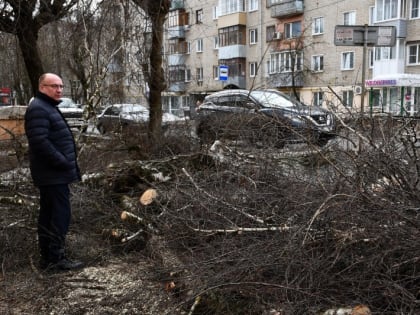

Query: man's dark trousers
left=38, top=184, right=71, bottom=263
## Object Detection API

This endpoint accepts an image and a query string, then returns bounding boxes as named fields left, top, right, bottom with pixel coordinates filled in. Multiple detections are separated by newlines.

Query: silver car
left=96, top=103, right=183, bottom=134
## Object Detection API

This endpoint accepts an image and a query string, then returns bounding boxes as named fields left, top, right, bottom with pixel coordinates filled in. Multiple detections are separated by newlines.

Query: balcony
left=269, top=0, right=303, bottom=19
left=269, top=71, right=304, bottom=88
left=168, top=25, right=185, bottom=39
left=374, top=19, right=407, bottom=38
left=167, top=54, right=187, bottom=66
left=170, top=0, right=184, bottom=11
left=218, top=12, right=247, bottom=28
left=372, top=58, right=405, bottom=78
left=218, top=45, right=247, bottom=60
left=168, top=82, right=187, bottom=92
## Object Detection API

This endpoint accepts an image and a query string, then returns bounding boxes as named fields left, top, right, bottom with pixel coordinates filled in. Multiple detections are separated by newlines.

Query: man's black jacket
left=24, top=92, right=81, bottom=186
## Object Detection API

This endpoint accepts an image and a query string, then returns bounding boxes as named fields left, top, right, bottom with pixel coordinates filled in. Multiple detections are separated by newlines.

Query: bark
left=131, top=0, right=171, bottom=143
left=0, top=1, right=77, bottom=93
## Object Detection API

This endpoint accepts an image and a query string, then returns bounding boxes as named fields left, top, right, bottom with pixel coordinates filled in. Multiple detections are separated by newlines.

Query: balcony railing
left=268, top=0, right=303, bottom=19
left=170, top=0, right=184, bottom=11
left=269, top=71, right=304, bottom=88
left=168, top=25, right=186, bottom=39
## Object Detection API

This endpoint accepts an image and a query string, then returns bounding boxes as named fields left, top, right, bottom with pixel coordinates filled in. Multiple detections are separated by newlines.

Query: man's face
left=39, top=74, right=64, bottom=101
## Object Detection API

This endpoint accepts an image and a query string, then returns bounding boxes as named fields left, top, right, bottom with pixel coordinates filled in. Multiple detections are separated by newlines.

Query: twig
left=192, top=225, right=293, bottom=234
left=121, top=229, right=144, bottom=243
left=303, top=194, right=352, bottom=245
left=187, top=296, right=201, bottom=315
left=121, top=210, right=145, bottom=224
left=182, top=168, right=265, bottom=224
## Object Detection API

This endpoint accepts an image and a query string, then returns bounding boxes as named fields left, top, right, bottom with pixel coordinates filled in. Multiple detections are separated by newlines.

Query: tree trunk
left=132, top=0, right=170, bottom=144
left=17, top=27, right=44, bottom=95
left=147, top=15, right=166, bottom=143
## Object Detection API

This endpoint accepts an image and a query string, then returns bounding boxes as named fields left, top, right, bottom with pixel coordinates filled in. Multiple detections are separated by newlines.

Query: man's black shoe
left=41, top=258, right=84, bottom=272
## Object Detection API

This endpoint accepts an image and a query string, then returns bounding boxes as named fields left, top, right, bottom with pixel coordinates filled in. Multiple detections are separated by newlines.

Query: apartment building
left=163, top=0, right=420, bottom=117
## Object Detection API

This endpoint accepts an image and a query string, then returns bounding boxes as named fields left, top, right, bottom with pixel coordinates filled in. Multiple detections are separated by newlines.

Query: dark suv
left=196, top=89, right=336, bottom=147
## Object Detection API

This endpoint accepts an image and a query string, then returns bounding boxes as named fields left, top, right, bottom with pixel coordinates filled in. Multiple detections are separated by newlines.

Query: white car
left=96, top=103, right=183, bottom=134
left=58, top=98, right=84, bottom=130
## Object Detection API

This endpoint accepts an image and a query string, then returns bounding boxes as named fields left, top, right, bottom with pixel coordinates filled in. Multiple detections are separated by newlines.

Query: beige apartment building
left=163, top=0, right=420, bottom=117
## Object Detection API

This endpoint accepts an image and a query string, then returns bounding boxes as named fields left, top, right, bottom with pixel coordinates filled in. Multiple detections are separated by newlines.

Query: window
left=284, top=21, right=301, bottom=39
left=408, top=43, right=420, bottom=64
left=270, top=51, right=303, bottom=73
left=196, top=9, right=203, bottom=23
left=370, top=89, right=382, bottom=108
left=249, top=0, right=258, bottom=11
left=343, top=11, right=356, bottom=25
left=219, top=25, right=246, bottom=46
left=169, top=66, right=186, bottom=83
left=168, top=10, right=189, bottom=27
left=375, top=46, right=395, bottom=60
left=312, top=55, right=324, bottom=72
left=219, top=58, right=246, bottom=77
left=213, top=6, right=218, bottom=19
left=249, top=62, right=257, bottom=77
left=341, top=52, right=354, bottom=70
left=342, top=90, right=354, bottom=107
left=214, top=36, right=219, bottom=49
left=266, top=25, right=276, bottom=41
left=369, top=49, right=374, bottom=68
left=249, top=29, right=258, bottom=44
left=196, top=67, right=203, bottom=82
left=213, top=66, right=219, bottom=79
left=412, top=0, right=420, bottom=18
left=376, top=0, right=398, bottom=21
left=168, top=39, right=187, bottom=54
left=219, top=0, right=246, bottom=16
left=187, top=41, right=191, bottom=54
left=369, top=6, right=376, bottom=24
left=265, top=59, right=270, bottom=77
left=185, top=68, right=192, bottom=82
left=313, top=92, right=323, bottom=106
left=313, top=17, right=324, bottom=35
left=196, top=38, right=203, bottom=52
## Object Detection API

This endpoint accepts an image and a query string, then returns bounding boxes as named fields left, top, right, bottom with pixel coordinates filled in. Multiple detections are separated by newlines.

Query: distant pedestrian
left=24, top=73, right=84, bottom=271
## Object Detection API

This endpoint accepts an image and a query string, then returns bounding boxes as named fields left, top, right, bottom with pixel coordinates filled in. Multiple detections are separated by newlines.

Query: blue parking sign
left=219, top=65, right=228, bottom=81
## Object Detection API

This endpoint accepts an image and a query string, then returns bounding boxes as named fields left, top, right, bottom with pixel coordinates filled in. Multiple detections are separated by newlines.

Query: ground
left=0, top=135, right=184, bottom=315
left=1, top=120, right=419, bottom=315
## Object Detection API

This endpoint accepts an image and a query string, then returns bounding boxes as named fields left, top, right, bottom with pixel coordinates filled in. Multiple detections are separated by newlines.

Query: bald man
left=25, top=73, right=83, bottom=271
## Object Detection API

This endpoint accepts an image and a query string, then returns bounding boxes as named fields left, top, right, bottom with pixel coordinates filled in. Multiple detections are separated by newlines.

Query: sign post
left=334, top=25, right=396, bottom=115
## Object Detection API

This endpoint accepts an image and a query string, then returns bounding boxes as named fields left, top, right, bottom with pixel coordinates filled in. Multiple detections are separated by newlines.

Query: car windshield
left=119, top=105, right=148, bottom=114
left=59, top=98, right=78, bottom=108
left=250, top=91, right=295, bottom=109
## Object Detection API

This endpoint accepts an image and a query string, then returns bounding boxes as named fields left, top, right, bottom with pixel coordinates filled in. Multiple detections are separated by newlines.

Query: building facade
left=163, top=0, right=420, bottom=117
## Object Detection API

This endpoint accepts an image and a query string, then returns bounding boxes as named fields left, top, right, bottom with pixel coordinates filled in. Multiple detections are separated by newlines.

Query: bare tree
left=0, top=0, right=77, bottom=93
left=131, top=0, right=170, bottom=143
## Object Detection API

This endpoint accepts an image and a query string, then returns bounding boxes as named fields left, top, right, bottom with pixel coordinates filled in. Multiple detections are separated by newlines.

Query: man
left=25, top=73, right=84, bottom=271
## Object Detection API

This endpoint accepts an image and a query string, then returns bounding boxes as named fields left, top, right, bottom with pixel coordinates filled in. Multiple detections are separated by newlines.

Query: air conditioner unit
left=354, top=85, right=363, bottom=95
left=273, top=32, right=283, bottom=40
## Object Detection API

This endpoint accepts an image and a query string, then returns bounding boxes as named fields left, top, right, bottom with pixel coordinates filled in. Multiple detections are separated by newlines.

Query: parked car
left=58, top=97, right=84, bottom=130
left=196, top=89, right=336, bottom=147
left=96, top=103, right=184, bottom=134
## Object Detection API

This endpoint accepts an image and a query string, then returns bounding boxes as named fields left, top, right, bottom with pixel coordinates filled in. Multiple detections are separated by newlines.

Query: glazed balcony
left=269, top=71, right=304, bottom=88
left=170, top=0, right=184, bottom=11
left=268, top=0, right=303, bottom=19
left=168, top=25, right=186, bottom=39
